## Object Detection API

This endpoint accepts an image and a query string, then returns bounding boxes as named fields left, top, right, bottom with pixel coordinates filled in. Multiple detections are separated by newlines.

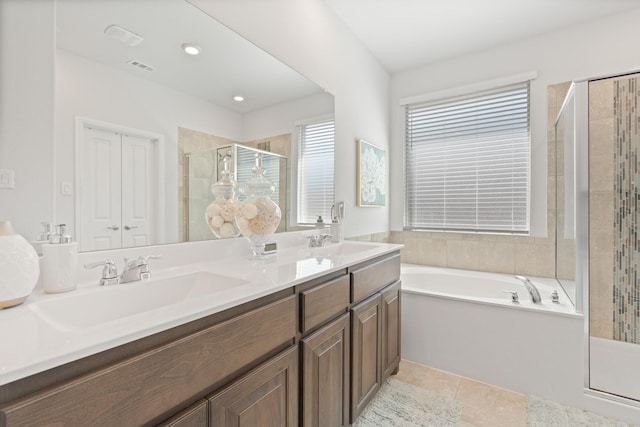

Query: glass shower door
left=586, top=73, right=640, bottom=402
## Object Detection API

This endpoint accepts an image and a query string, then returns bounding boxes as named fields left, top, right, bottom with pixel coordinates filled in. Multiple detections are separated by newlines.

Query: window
left=404, top=82, right=530, bottom=233
left=297, top=118, right=335, bottom=224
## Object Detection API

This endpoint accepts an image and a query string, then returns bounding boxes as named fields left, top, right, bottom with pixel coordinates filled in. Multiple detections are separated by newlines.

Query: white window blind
left=297, top=119, right=335, bottom=224
left=404, top=82, right=530, bottom=233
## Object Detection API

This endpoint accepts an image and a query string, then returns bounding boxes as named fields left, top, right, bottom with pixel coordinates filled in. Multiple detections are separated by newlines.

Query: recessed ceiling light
left=233, top=95, right=245, bottom=102
left=181, top=43, right=201, bottom=55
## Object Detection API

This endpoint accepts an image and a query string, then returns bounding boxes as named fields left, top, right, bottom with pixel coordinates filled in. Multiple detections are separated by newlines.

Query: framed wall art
left=356, top=139, right=386, bottom=207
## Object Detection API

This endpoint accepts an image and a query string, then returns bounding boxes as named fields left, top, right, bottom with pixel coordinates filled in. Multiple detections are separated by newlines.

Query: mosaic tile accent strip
left=613, top=77, right=640, bottom=343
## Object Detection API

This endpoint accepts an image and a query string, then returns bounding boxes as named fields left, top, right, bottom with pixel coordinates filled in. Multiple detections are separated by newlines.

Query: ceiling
left=55, top=0, right=323, bottom=113
left=322, top=0, right=640, bottom=73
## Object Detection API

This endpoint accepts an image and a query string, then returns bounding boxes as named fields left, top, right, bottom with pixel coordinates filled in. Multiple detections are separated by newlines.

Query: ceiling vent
left=127, top=59, right=156, bottom=72
left=104, top=25, right=144, bottom=46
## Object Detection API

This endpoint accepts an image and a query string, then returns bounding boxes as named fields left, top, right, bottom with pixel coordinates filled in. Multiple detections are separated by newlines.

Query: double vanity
left=0, top=238, right=402, bottom=426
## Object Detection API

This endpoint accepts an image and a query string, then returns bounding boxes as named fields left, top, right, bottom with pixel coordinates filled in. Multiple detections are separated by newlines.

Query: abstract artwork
left=357, top=139, right=385, bottom=207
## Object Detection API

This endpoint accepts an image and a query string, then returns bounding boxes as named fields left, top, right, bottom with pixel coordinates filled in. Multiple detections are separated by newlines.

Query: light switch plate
left=0, top=170, right=15, bottom=189
left=61, top=181, right=73, bottom=195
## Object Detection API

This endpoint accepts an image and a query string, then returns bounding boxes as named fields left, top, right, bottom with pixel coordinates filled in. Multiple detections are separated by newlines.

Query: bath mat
left=527, top=395, right=636, bottom=427
left=353, top=377, right=463, bottom=427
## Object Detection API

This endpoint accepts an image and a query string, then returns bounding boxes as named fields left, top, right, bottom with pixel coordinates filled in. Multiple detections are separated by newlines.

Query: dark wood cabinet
left=158, top=400, right=208, bottom=427
left=208, top=346, right=298, bottom=427
left=350, top=293, right=382, bottom=421
left=300, top=312, right=350, bottom=427
left=381, top=280, right=401, bottom=380
left=348, top=253, right=402, bottom=423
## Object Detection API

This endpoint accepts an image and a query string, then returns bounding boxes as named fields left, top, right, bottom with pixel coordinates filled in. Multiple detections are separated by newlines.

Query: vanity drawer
left=350, top=253, right=400, bottom=303
left=300, top=275, right=350, bottom=334
left=0, top=296, right=296, bottom=427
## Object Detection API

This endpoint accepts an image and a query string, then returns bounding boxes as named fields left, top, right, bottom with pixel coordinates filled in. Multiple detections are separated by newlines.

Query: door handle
left=124, top=225, right=138, bottom=230
left=107, top=225, right=120, bottom=230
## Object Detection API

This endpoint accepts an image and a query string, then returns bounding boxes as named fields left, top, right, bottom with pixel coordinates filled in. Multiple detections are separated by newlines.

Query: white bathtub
left=400, top=263, right=585, bottom=406
left=401, top=264, right=576, bottom=314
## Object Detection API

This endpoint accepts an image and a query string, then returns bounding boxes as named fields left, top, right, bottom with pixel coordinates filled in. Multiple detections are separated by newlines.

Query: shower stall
left=556, top=71, right=640, bottom=405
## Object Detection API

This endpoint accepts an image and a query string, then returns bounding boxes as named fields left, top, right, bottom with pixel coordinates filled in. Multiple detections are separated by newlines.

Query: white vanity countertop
left=0, top=238, right=402, bottom=386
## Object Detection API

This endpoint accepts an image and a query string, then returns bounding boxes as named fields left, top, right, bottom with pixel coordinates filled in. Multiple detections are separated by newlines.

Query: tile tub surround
left=0, top=234, right=401, bottom=386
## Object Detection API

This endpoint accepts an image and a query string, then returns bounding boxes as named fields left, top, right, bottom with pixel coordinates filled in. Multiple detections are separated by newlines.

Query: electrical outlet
left=0, top=170, right=15, bottom=189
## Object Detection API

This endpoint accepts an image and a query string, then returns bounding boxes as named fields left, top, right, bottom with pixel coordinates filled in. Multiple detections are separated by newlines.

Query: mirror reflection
left=53, top=0, right=334, bottom=252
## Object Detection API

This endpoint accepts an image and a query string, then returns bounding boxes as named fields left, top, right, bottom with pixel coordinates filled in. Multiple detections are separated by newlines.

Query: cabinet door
left=158, top=400, right=208, bottom=427
left=381, top=281, right=401, bottom=380
left=301, top=312, right=350, bottom=427
left=350, top=293, right=382, bottom=422
left=209, top=346, right=298, bottom=427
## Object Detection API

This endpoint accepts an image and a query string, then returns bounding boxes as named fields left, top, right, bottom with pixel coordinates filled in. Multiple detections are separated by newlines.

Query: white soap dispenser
left=330, top=216, right=342, bottom=243
left=41, top=224, right=78, bottom=293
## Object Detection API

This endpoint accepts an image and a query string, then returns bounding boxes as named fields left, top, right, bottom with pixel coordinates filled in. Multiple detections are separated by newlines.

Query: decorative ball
left=220, top=204, right=236, bottom=222
left=240, top=203, right=258, bottom=219
left=219, top=222, right=237, bottom=238
left=236, top=216, right=251, bottom=237
left=210, top=215, right=224, bottom=228
left=206, top=202, right=221, bottom=217
left=249, top=216, right=268, bottom=234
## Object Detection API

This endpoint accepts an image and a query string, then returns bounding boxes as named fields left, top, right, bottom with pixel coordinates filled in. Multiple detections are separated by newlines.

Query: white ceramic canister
left=0, top=221, right=40, bottom=308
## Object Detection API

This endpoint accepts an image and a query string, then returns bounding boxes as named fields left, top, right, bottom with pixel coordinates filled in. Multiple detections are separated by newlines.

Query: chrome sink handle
left=138, top=255, right=161, bottom=280
left=503, top=290, right=519, bottom=303
left=121, top=255, right=161, bottom=283
left=84, top=259, right=120, bottom=286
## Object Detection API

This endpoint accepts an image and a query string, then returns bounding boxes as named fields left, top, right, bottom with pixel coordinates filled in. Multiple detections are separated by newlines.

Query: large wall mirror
left=52, top=0, right=334, bottom=252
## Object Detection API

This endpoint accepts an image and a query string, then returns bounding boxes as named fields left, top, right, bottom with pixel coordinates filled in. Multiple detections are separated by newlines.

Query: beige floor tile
left=456, top=378, right=527, bottom=427
left=396, top=360, right=461, bottom=399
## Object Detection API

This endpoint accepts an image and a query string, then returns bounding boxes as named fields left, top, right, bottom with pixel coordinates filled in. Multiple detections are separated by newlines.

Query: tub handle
left=503, top=290, right=519, bottom=303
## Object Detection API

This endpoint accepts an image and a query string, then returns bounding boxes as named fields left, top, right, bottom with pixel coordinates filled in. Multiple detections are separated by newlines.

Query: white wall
left=55, top=49, right=244, bottom=242
left=189, top=0, right=391, bottom=238
left=390, top=8, right=640, bottom=237
left=0, top=0, right=55, bottom=238
left=242, top=92, right=334, bottom=142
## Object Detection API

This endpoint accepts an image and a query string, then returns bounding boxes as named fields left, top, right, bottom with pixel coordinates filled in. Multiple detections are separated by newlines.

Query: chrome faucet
left=84, top=259, right=120, bottom=286
left=120, top=255, right=161, bottom=283
left=307, top=233, right=332, bottom=248
left=515, top=275, right=542, bottom=303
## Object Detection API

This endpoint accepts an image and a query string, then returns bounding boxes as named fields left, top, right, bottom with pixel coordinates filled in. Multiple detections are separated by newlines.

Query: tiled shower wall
left=589, top=78, right=616, bottom=340
left=611, top=76, right=640, bottom=343
left=354, top=83, right=572, bottom=279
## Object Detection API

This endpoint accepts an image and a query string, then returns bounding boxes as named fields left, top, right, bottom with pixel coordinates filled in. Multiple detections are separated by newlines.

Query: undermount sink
left=29, top=271, right=249, bottom=329
left=306, top=241, right=375, bottom=260
left=333, top=242, right=375, bottom=255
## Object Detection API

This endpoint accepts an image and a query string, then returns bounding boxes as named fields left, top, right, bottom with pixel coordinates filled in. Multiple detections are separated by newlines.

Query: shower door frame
left=573, top=71, right=640, bottom=410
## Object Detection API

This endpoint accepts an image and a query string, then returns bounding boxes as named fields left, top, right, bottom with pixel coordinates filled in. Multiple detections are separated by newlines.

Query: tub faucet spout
left=514, top=275, right=542, bottom=303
